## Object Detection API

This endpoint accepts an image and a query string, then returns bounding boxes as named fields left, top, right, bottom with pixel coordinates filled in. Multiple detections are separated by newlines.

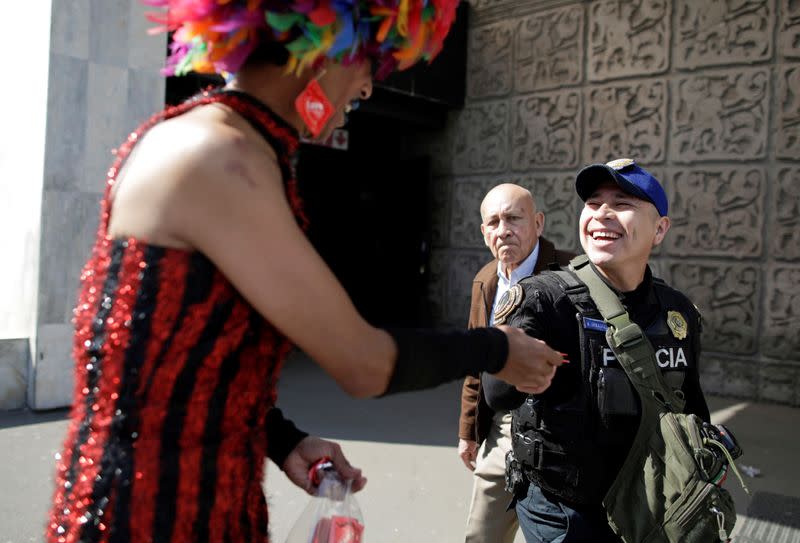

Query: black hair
left=242, top=34, right=290, bottom=68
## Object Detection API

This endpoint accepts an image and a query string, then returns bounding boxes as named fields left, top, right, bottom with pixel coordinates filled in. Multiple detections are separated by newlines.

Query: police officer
left=483, top=159, right=710, bottom=542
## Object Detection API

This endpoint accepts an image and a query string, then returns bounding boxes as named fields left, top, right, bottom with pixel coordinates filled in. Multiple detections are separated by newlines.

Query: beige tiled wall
left=429, top=0, right=800, bottom=405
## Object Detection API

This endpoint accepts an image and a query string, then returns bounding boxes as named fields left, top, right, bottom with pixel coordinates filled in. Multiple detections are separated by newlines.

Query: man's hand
left=458, top=439, right=479, bottom=471
left=281, top=436, right=367, bottom=495
left=493, top=325, right=564, bottom=394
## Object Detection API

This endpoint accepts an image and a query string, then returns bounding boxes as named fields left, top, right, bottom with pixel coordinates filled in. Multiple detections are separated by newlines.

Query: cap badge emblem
left=606, top=158, right=635, bottom=170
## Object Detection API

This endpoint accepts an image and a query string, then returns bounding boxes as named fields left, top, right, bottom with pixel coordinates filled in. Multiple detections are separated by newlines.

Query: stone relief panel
left=511, top=90, right=581, bottom=171
left=588, top=0, right=671, bottom=81
left=452, top=101, right=509, bottom=175
left=517, top=172, right=581, bottom=251
left=515, top=5, right=584, bottom=93
left=761, top=266, right=800, bottom=359
left=759, top=364, right=800, bottom=405
left=667, top=262, right=759, bottom=354
left=446, top=251, right=492, bottom=324
left=777, top=64, right=800, bottom=159
left=664, top=167, right=764, bottom=258
left=779, top=0, right=800, bottom=58
left=772, top=166, right=800, bottom=260
left=585, top=80, right=666, bottom=165
left=450, top=177, right=495, bottom=248
left=467, top=21, right=513, bottom=99
left=699, top=356, right=759, bottom=398
left=671, top=68, right=769, bottom=162
left=674, top=0, right=774, bottom=69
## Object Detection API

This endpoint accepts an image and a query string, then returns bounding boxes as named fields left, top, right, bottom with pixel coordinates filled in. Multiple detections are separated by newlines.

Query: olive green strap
left=569, top=255, right=685, bottom=413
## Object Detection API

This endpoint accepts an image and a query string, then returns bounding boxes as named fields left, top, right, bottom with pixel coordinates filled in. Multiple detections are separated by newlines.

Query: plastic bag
left=285, top=458, right=365, bottom=543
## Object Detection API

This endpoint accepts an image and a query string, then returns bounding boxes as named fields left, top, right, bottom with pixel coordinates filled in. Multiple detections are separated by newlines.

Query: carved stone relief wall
left=426, top=0, right=800, bottom=405
left=761, top=266, right=800, bottom=362
left=467, top=21, right=514, bottom=98
left=671, top=68, right=769, bottom=162
left=780, top=0, right=800, bottom=58
left=777, top=64, right=800, bottom=159
left=512, top=90, right=581, bottom=170
left=452, top=101, right=509, bottom=174
left=515, top=5, right=584, bottom=92
left=588, top=0, right=671, bottom=81
left=772, top=166, right=800, bottom=261
left=674, top=0, right=774, bottom=69
left=664, top=167, right=764, bottom=258
left=585, top=80, right=666, bottom=164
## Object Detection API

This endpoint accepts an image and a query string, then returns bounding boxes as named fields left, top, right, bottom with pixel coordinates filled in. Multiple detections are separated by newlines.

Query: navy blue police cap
left=575, top=158, right=668, bottom=216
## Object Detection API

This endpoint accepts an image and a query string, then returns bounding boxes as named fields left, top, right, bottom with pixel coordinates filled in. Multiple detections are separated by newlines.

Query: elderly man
left=486, top=160, right=710, bottom=542
left=459, top=183, right=573, bottom=543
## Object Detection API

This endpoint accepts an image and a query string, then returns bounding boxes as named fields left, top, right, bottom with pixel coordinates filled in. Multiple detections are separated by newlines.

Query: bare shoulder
left=142, top=105, right=281, bottom=184
left=109, top=104, right=285, bottom=247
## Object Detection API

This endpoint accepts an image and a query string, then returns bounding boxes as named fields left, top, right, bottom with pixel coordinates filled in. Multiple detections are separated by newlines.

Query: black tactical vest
left=511, top=270, right=699, bottom=504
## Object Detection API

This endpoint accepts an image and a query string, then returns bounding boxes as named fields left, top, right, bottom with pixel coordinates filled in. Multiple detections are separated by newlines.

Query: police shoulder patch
left=493, top=284, right=524, bottom=326
left=667, top=310, right=688, bottom=340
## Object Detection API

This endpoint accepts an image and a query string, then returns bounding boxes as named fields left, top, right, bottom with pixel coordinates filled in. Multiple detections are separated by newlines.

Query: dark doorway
left=296, top=124, right=433, bottom=328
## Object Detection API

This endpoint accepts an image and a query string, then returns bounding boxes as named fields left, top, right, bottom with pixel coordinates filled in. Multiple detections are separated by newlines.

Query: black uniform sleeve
left=265, top=408, right=309, bottom=468
left=682, top=307, right=710, bottom=422
left=482, top=280, right=554, bottom=411
left=482, top=373, right=526, bottom=411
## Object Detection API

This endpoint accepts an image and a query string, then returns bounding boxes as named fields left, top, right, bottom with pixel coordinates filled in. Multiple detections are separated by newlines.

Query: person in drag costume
left=46, top=1, right=565, bottom=542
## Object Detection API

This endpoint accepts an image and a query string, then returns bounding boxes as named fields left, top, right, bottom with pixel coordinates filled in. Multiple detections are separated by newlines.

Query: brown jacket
left=458, top=236, right=574, bottom=444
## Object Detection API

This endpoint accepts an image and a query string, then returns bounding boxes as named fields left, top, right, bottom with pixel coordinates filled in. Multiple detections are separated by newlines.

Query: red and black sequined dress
left=47, top=90, right=307, bottom=543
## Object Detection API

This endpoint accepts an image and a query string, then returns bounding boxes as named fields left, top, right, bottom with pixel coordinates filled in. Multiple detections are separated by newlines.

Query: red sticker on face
left=295, top=79, right=335, bottom=138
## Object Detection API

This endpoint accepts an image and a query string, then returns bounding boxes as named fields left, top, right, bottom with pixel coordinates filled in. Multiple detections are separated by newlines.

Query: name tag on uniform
left=583, top=317, right=608, bottom=332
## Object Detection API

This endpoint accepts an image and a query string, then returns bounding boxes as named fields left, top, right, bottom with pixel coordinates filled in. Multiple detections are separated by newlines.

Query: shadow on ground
left=275, top=350, right=464, bottom=447
left=0, top=407, right=67, bottom=431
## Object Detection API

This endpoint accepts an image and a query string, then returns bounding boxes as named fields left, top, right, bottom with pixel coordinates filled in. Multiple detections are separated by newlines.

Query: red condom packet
left=294, top=79, right=334, bottom=138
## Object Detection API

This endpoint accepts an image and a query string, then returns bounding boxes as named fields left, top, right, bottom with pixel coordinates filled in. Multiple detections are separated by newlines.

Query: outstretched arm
left=109, top=114, right=562, bottom=398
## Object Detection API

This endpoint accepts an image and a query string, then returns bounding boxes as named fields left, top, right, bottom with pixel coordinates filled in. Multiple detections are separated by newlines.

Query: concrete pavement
left=1, top=351, right=798, bottom=542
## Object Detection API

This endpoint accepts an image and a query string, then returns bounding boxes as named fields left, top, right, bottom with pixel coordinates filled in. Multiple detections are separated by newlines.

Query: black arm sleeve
left=683, top=309, right=710, bottom=422
left=265, top=408, right=309, bottom=467
left=382, top=327, right=508, bottom=396
left=483, top=279, right=561, bottom=411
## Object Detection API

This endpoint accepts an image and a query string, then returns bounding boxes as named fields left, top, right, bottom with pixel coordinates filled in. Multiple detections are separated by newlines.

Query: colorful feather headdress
left=143, top=0, right=459, bottom=79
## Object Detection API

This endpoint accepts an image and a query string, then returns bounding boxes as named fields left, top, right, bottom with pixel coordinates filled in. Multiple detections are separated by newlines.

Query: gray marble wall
left=30, top=1, right=165, bottom=409
left=426, top=0, right=800, bottom=405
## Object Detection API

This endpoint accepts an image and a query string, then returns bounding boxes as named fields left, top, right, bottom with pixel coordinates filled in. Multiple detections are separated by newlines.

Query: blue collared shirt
left=489, top=242, right=540, bottom=326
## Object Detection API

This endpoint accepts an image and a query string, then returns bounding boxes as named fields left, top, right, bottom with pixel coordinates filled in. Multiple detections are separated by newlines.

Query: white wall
left=0, top=1, right=52, bottom=409
left=0, top=2, right=51, bottom=340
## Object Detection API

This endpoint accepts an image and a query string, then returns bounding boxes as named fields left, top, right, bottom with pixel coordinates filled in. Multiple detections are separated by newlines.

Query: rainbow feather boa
left=143, top=0, right=459, bottom=78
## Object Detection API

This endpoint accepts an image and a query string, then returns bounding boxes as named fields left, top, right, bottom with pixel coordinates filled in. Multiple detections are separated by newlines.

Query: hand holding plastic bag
left=286, top=458, right=365, bottom=543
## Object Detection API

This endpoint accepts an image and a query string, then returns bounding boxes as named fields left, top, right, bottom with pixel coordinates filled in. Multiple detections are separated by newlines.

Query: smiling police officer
left=482, top=159, right=710, bottom=543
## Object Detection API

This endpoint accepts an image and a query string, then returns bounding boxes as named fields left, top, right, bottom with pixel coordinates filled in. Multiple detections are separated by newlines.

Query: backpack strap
left=546, top=266, right=597, bottom=318
left=569, top=255, right=685, bottom=413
